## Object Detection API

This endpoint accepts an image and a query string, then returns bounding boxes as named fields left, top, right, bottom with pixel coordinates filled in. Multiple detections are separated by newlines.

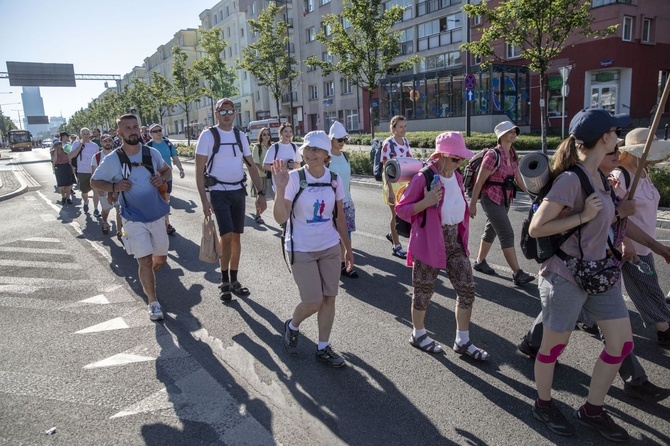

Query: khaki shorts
left=291, top=244, right=341, bottom=303
left=382, top=172, right=406, bottom=206
left=122, top=218, right=169, bottom=259
left=77, top=173, right=92, bottom=194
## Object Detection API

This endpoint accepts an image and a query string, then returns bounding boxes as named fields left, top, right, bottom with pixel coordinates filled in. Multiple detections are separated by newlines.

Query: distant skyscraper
left=21, top=87, right=50, bottom=136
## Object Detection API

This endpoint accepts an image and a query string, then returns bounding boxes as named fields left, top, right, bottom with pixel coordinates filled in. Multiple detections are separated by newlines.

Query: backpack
left=147, top=137, right=175, bottom=153
left=282, top=167, right=339, bottom=269
left=462, top=148, right=501, bottom=197
left=272, top=142, right=298, bottom=161
left=326, top=150, right=349, bottom=167
left=372, top=137, right=407, bottom=182
left=395, top=165, right=437, bottom=238
left=520, top=165, right=607, bottom=263
left=205, top=127, right=252, bottom=189
left=611, top=167, right=631, bottom=191
left=115, top=145, right=157, bottom=208
left=71, top=141, right=85, bottom=169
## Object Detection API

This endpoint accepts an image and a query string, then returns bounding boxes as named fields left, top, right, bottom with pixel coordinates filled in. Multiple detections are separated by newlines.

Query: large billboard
left=27, top=116, right=49, bottom=125
left=6, top=62, right=76, bottom=87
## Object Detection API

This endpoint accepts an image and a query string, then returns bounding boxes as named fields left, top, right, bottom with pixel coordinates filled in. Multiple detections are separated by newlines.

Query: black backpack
left=282, top=167, right=339, bottom=269
left=205, top=127, right=252, bottom=188
left=462, top=148, right=501, bottom=197
left=395, top=165, right=437, bottom=238
left=115, top=145, right=156, bottom=208
left=520, top=165, right=609, bottom=263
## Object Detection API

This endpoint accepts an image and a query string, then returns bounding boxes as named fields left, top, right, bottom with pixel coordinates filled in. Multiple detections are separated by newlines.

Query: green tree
left=0, top=113, right=17, bottom=143
left=462, top=0, right=616, bottom=152
left=194, top=27, right=238, bottom=125
left=126, top=79, right=158, bottom=126
left=172, top=45, right=204, bottom=144
left=306, top=0, right=421, bottom=138
left=239, top=3, right=298, bottom=125
left=149, top=72, right=174, bottom=127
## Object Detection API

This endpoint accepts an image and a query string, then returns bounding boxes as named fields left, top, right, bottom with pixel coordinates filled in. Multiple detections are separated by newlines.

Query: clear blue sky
left=0, top=0, right=217, bottom=126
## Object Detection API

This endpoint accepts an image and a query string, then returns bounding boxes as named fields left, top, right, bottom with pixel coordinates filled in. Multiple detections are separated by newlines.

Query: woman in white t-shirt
left=272, top=131, right=354, bottom=368
left=381, top=115, right=413, bottom=259
left=263, top=122, right=301, bottom=184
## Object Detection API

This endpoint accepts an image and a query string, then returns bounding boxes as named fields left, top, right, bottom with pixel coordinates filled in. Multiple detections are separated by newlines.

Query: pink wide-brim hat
left=430, top=131, right=474, bottom=159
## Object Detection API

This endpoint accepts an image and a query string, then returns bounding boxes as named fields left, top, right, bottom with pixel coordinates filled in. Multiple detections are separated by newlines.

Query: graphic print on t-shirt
left=306, top=187, right=330, bottom=223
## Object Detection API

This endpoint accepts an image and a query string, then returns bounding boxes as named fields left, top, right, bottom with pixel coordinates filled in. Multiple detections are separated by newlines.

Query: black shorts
left=210, top=189, right=246, bottom=235
left=166, top=179, right=173, bottom=194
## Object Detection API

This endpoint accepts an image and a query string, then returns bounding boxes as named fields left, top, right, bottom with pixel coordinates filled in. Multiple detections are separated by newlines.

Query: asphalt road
left=1, top=148, right=669, bottom=445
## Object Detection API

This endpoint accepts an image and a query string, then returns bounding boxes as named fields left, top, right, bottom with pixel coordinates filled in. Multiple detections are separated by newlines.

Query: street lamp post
left=12, top=109, right=23, bottom=129
left=558, top=65, right=572, bottom=140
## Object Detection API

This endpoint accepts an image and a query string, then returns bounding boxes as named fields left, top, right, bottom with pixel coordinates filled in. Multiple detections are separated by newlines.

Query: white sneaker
left=148, top=301, right=164, bottom=321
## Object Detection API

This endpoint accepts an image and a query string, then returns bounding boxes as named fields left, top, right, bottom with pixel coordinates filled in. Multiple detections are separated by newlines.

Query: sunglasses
left=608, top=128, right=622, bottom=137
left=217, top=109, right=235, bottom=115
left=150, top=129, right=162, bottom=133
left=606, top=147, right=620, bottom=156
left=449, top=157, right=462, bottom=163
left=336, top=137, right=348, bottom=143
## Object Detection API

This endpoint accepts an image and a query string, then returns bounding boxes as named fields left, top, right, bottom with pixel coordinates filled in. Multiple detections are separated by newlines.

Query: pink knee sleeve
left=599, top=341, right=634, bottom=364
left=536, top=344, right=566, bottom=364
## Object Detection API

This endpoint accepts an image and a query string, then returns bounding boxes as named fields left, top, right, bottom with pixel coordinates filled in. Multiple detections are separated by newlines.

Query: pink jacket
left=395, top=164, right=470, bottom=269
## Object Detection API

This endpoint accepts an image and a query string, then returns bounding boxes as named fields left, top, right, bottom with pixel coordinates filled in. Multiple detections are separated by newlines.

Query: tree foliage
left=148, top=72, right=174, bottom=126
left=239, top=3, right=298, bottom=122
left=462, top=0, right=616, bottom=151
left=172, top=45, right=205, bottom=144
left=194, top=28, right=238, bottom=100
left=306, top=0, right=421, bottom=137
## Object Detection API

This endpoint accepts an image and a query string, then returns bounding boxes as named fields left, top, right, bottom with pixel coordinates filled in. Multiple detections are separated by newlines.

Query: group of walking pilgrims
left=55, top=98, right=670, bottom=443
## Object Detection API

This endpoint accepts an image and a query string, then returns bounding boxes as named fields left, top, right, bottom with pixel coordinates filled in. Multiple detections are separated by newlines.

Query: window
left=309, top=84, right=319, bottom=100
left=227, top=27, right=231, bottom=38
left=324, top=23, right=333, bottom=36
left=473, top=15, right=481, bottom=26
left=324, top=81, right=334, bottom=97
left=385, top=0, right=412, bottom=21
left=251, top=3, right=256, bottom=15
left=343, top=17, right=351, bottom=29
left=324, top=111, right=337, bottom=130
left=642, top=18, right=652, bottom=43
left=340, top=77, right=354, bottom=95
left=256, top=91, right=260, bottom=101
left=473, top=54, right=481, bottom=65
left=307, top=27, right=315, bottom=41
left=306, top=0, right=314, bottom=13
left=400, top=28, right=414, bottom=55
left=506, top=43, right=521, bottom=59
left=322, top=52, right=334, bottom=63
left=321, top=0, right=331, bottom=5
left=622, top=16, right=633, bottom=41
left=345, top=109, right=359, bottom=131
left=241, top=28, right=244, bottom=37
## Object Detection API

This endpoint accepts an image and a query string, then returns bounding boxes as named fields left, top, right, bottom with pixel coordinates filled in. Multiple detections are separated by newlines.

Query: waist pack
left=558, top=250, right=621, bottom=295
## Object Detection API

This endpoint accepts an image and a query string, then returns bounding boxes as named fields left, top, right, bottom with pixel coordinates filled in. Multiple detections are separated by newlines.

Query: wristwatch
left=258, top=190, right=266, bottom=196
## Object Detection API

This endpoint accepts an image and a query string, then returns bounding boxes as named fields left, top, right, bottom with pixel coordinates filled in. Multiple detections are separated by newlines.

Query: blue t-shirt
left=91, top=146, right=170, bottom=223
left=150, top=139, right=177, bottom=168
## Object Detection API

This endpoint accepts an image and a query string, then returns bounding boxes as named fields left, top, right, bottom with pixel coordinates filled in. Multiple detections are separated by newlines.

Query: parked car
left=42, top=139, right=52, bottom=148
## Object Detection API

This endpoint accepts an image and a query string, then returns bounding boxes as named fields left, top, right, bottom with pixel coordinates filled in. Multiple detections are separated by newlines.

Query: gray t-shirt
left=539, top=164, right=615, bottom=284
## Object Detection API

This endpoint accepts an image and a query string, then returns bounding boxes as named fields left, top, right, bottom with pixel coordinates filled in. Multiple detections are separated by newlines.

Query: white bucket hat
left=494, top=121, right=520, bottom=142
left=299, top=131, right=332, bottom=155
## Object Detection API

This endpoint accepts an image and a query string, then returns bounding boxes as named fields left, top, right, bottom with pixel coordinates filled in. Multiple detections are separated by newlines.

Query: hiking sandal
left=219, top=282, right=232, bottom=302
left=101, top=222, right=110, bottom=234
left=453, top=340, right=489, bottom=361
left=409, top=333, right=443, bottom=354
left=230, top=280, right=250, bottom=296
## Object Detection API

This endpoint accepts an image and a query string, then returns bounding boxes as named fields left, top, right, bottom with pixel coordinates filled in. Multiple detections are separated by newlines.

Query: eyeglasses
left=217, top=109, right=235, bottom=115
left=606, top=147, right=620, bottom=156
left=336, top=137, right=348, bottom=143
left=150, top=129, right=162, bottom=133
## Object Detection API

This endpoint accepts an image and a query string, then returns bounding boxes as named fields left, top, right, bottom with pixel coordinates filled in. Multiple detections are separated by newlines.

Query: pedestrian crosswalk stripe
left=76, top=317, right=129, bottom=333
left=83, top=353, right=155, bottom=369
left=0, top=259, right=81, bottom=269
left=40, top=214, right=57, bottom=222
left=0, top=276, right=90, bottom=287
left=0, top=285, right=42, bottom=294
left=0, top=247, right=69, bottom=255
left=24, top=237, right=60, bottom=243
left=80, top=294, right=110, bottom=304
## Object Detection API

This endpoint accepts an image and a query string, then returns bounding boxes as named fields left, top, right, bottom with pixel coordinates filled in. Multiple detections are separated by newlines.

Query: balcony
left=417, top=28, right=463, bottom=51
left=416, top=0, right=460, bottom=17
left=282, top=91, right=298, bottom=103
left=400, top=41, right=414, bottom=56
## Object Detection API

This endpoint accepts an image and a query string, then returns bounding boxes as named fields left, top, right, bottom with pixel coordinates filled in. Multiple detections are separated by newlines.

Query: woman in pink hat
left=469, top=121, right=535, bottom=285
left=396, top=132, right=488, bottom=360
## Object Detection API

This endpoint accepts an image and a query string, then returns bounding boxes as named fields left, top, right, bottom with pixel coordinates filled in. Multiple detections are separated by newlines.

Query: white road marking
left=0, top=247, right=69, bottom=254
left=75, top=317, right=129, bottom=333
left=79, top=294, right=110, bottom=304
left=0, top=259, right=81, bottom=269
left=24, top=237, right=60, bottom=243
left=83, top=353, right=155, bottom=369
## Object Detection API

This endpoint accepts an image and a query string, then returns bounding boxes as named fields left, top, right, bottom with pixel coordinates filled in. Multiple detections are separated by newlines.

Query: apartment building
left=143, top=29, right=199, bottom=136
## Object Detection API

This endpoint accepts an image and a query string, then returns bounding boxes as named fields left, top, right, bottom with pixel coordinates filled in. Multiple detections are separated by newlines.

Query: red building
left=470, top=0, right=670, bottom=135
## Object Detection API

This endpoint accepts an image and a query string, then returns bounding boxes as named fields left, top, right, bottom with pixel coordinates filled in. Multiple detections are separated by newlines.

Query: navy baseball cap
left=569, top=109, right=631, bottom=144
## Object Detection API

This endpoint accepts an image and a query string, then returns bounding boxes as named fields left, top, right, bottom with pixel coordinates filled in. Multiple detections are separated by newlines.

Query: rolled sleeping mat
left=519, top=152, right=551, bottom=196
left=385, top=158, right=425, bottom=184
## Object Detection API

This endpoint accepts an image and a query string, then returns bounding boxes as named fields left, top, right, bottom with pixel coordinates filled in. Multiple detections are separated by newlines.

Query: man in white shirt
left=69, top=127, right=101, bottom=215
left=195, top=98, right=267, bottom=302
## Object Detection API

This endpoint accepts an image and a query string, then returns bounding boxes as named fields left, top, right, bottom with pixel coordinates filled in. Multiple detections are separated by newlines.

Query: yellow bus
left=8, top=129, right=33, bottom=152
